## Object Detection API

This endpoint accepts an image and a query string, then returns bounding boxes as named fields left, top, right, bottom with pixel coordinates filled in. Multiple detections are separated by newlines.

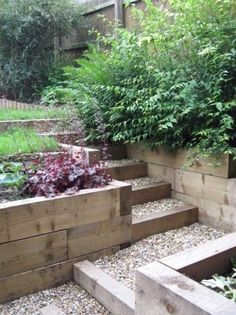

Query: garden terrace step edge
left=132, top=204, right=198, bottom=242
left=73, top=260, right=135, bottom=315
left=0, top=246, right=119, bottom=304
left=0, top=118, right=61, bottom=133
left=136, top=232, right=236, bottom=315
left=132, top=182, right=171, bottom=205
left=135, top=260, right=236, bottom=315
left=106, top=161, right=148, bottom=181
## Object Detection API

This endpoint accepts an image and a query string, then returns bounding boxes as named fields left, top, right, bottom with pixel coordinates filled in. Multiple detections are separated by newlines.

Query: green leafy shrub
left=42, top=0, right=236, bottom=160
left=0, top=0, right=83, bottom=100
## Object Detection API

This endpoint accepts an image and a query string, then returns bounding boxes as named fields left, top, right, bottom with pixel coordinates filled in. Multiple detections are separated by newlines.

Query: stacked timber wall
left=58, top=0, right=156, bottom=54
left=127, top=143, right=236, bottom=232
left=0, top=180, right=132, bottom=303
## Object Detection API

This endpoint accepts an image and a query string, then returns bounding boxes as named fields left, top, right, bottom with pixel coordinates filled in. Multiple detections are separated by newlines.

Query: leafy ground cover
left=202, top=259, right=236, bottom=302
left=0, top=151, right=111, bottom=202
left=0, top=128, right=59, bottom=156
left=0, top=107, right=66, bottom=120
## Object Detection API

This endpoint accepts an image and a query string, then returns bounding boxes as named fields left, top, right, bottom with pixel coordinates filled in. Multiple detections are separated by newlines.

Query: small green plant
left=0, top=128, right=59, bottom=156
left=202, top=259, right=236, bottom=301
left=0, top=162, right=26, bottom=188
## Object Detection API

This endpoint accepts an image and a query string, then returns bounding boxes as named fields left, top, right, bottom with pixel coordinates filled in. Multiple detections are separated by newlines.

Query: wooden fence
left=57, top=0, right=147, bottom=55
left=0, top=99, right=38, bottom=110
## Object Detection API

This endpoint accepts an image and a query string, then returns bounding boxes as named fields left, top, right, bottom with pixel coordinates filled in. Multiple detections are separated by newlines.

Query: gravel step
left=95, top=223, right=224, bottom=291
left=125, top=176, right=162, bottom=187
left=132, top=182, right=171, bottom=205
left=132, top=199, right=185, bottom=218
left=74, top=260, right=135, bottom=315
left=106, top=162, right=147, bottom=181
left=0, top=224, right=224, bottom=315
left=132, top=204, right=198, bottom=241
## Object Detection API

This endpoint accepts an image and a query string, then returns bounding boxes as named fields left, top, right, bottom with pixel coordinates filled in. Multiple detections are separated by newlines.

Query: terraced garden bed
left=136, top=232, right=236, bottom=315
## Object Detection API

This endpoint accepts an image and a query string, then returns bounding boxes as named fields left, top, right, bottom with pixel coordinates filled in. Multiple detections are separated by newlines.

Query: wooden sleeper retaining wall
left=127, top=143, right=236, bottom=232
left=0, top=180, right=132, bottom=303
left=135, top=232, right=236, bottom=315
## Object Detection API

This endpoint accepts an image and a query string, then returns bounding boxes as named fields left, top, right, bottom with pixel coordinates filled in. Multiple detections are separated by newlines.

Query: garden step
left=132, top=182, right=171, bottom=205
left=39, top=132, right=80, bottom=145
left=107, top=162, right=148, bottom=181
left=132, top=204, right=198, bottom=241
left=73, top=260, right=135, bottom=315
left=0, top=118, right=61, bottom=133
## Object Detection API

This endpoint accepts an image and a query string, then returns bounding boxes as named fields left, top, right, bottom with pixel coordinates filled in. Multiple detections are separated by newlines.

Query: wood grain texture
left=68, top=215, right=132, bottom=258
left=160, top=232, right=236, bottom=281
left=0, top=186, right=120, bottom=243
left=132, top=182, right=171, bottom=205
left=74, top=260, right=135, bottom=315
left=132, top=205, right=198, bottom=241
left=135, top=261, right=236, bottom=315
left=127, top=143, right=235, bottom=178
left=112, top=180, right=132, bottom=216
left=107, top=162, right=147, bottom=181
left=0, top=231, right=67, bottom=277
left=0, top=247, right=119, bottom=304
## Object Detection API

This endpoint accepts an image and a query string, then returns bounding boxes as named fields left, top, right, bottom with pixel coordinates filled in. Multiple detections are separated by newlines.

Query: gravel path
left=105, top=159, right=140, bottom=167
left=95, top=223, right=224, bottom=290
left=0, top=282, right=110, bottom=315
left=125, top=176, right=162, bottom=187
left=132, top=199, right=185, bottom=218
left=0, top=223, right=224, bottom=314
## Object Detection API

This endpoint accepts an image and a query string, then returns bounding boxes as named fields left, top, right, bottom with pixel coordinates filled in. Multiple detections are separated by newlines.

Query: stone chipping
left=0, top=224, right=224, bottom=315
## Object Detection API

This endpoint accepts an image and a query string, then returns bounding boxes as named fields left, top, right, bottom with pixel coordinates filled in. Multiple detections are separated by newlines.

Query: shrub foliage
left=0, top=0, right=82, bottom=100
left=42, top=0, right=236, bottom=160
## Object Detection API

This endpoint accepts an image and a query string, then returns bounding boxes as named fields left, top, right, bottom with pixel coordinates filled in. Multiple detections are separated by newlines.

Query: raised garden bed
left=0, top=179, right=132, bottom=303
left=136, top=232, right=236, bottom=315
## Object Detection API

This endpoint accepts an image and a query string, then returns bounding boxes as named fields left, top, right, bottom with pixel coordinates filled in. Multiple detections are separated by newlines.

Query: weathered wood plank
left=0, top=231, right=67, bottom=278
left=132, top=205, right=198, bottom=242
left=60, top=143, right=101, bottom=165
left=112, top=180, right=132, bottom=216
left=135, top=261, right=236, bottom=315
left=107, top=162, right=147, bottom=181
left=0, top=186, right=120, bottom=243
left=160, top=232, right=236, bottom=281
left=126, top=143, right=235, bottom=178
left=132, top=182, right=171, bottom=205
left=147, top=163, right=175, bottom=188
left=0, top=247, right=119, bottom=304
left=68, top=215, right=131, bottom=258
left=74, top=260, right=135, bottom=315
left=40, top=303, right=64, bottom=315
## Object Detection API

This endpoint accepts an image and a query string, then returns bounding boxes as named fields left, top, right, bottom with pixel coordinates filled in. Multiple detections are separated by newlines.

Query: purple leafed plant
left=23, top=150, right=111, bottom=197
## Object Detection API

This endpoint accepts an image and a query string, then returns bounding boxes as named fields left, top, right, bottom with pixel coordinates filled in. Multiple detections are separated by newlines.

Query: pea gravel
left=0, top=282, right=110, bottom=315
left=95, top=223, right=224, bottom=290
left=132, top=199, right=185, bottom=218
left=125, top=176, right=162, bottom=186
left=0, top=224, right=224, bottom=315
left=104, top=159, right=140, bottom=168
